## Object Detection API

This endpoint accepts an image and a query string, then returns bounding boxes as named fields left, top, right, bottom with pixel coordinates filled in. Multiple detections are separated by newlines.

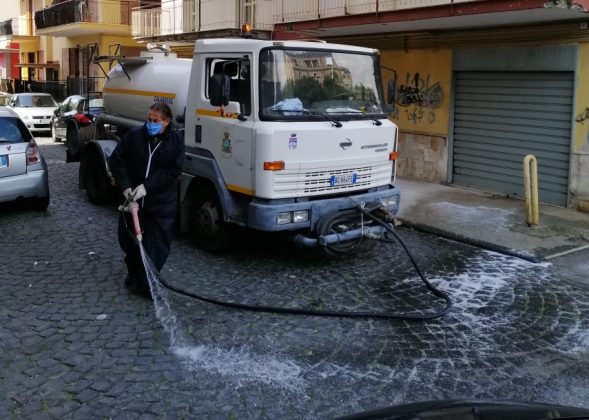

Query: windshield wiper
left=266, top=108, right=343, bottom=127
left=318, top=111, right=342, bottom=128
left=325, top=108, right=382, bottom=126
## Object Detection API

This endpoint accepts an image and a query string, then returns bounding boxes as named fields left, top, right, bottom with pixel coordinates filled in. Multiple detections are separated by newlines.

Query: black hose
left=154, top=206, right=453, bottom=321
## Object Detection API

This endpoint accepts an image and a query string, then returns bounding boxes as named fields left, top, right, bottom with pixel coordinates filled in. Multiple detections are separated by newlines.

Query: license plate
left=0, top=155, right=7, bottom=168
left=330, top=173, right=357, bottom=186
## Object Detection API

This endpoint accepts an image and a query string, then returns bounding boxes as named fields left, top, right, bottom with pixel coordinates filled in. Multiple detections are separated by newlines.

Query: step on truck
left=80, top=38, right=401, bottom=252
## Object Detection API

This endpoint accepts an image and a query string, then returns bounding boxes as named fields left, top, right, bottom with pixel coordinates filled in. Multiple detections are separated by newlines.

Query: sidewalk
left=395, top=177, right=589, bottom=262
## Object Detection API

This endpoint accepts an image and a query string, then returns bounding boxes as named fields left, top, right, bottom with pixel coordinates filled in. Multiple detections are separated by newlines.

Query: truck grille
left=273, top=161, right=392, bottom=198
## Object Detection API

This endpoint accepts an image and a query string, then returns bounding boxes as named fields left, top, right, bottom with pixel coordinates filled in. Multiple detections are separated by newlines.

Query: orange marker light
left=242, top=22, right=252, bottom=33
left=389, top=151, right=399, bottom=161
left=264, top=161, right=285, bottom=171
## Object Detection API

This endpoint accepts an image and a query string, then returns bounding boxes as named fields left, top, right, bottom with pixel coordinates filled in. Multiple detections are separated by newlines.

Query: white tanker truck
left=80, top=38, right=401, bottom=251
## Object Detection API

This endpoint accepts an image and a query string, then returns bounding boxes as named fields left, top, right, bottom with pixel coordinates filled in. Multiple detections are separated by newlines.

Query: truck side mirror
left=387, top=78, right=396, bottom=105
left=209, top=74, right=230, bottom=107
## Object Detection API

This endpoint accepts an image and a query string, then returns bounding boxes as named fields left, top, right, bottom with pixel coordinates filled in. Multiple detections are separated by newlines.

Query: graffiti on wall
left=576, top=107, right=589, bottom=151
left=384, top=69, right=444, bottom=125
left=575, top=107, right=589, bottom=125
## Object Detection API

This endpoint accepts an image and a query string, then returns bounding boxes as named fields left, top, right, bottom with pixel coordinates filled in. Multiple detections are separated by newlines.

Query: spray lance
left=118, top=199, right=143, bottom=242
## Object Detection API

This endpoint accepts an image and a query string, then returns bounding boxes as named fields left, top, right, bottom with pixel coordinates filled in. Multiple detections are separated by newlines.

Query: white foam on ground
left=432, top=252, right=551, bottom=325
left=140, top=243, right=306, bottom=391
left=428, top=202, right=514, bottom=229
left=173, top=345, right=305, bottom=391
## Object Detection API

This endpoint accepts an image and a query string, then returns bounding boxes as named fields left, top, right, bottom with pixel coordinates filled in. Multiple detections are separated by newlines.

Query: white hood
left=10, top=106, right=57, bottom=119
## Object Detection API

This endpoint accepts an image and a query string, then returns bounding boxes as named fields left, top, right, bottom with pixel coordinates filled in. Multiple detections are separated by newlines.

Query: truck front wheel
left=191, top=188, right=232, bottom=252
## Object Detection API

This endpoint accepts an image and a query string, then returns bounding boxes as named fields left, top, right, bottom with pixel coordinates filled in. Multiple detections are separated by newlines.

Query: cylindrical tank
left=102, top=50, right=192, bottom=128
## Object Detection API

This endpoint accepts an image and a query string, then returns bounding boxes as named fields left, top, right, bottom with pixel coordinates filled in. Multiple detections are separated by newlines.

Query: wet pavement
left=1, top=138, right=589, bottom=419
left=396, top=177, right=589, bottom=262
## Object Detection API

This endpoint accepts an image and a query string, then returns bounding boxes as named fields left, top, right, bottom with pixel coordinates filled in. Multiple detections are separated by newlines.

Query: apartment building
left=0, top=0, right=143, bottom=99
left=131, top=0, right=273, bottom=56
left=0, top=0, right=52, bottom=92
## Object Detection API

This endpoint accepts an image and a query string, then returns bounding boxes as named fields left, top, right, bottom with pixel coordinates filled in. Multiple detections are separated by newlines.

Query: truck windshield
left=259, top=48, right=385, bottom=121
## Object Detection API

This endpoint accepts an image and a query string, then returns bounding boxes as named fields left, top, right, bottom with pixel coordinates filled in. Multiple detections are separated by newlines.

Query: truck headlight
left=381, top=196, right=399, bottom=207
left=293, top=210, right=309, bottom=223
left=277, top=212, right=292, bottom=225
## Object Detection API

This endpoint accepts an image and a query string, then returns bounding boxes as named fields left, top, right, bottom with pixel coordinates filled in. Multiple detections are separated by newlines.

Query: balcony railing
left=132, top=7, right=161, bottom=38
left=273, top=0, right=484, bottom=23
left=132, top=0, right=273, bottom=39
left=0, top=18, right=35, bottom=37
left=35, top=0, right=137, bottom=30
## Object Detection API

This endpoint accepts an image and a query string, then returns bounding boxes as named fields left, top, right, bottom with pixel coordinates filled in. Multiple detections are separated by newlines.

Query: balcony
left=132, top=0, right=273, bottom=41
left=0, top=18, right=35, bottom=38
left=272, top=0, right=589, bottom=38
left=272, top=0, right=483, bottom=23
left=35, top=0, right=137, bottom=37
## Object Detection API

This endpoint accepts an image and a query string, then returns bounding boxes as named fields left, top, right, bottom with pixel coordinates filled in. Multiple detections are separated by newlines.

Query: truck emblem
left=339, top=138, right=352, bottom=150
left=6, top=145, right=11, bottom=151
left=288, top=133, right=297, bottom=150
left=221, top=132, right=232, bottom=158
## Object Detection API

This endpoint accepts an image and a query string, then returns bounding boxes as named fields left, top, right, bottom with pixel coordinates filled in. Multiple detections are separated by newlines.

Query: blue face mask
left=146, top=120, right=163, bottom=136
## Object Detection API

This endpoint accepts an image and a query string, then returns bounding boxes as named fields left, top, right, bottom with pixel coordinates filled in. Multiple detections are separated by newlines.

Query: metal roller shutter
left=452, top=71, right=573, bottom=206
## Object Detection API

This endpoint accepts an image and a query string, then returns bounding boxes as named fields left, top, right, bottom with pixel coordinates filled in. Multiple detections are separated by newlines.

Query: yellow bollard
left=523, top=155, right=539, bottom=226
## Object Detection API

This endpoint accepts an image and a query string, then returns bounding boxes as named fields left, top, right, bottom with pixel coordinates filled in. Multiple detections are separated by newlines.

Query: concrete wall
left=397, top=133, right=448, bottom=182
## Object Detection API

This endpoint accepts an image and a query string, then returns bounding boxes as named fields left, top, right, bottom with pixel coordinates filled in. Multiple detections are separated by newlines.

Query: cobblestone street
left=1, top=138, right=589, bottom=419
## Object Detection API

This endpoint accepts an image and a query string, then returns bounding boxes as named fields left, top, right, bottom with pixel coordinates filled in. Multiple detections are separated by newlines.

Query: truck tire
left=83, top=153, right=111, bottom=204
left=191, top=188, right=232, bottom=252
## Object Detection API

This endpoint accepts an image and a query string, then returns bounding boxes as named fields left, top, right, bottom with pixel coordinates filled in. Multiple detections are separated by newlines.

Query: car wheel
left=51, top=123, right=60, bottom=143
left=32, top=194, right=50, bottom=211
left=83, top=154, right=111, bottom=204
left=66, top=123, right=80, bottom=158
left=191, top=187, right=233, bottom=252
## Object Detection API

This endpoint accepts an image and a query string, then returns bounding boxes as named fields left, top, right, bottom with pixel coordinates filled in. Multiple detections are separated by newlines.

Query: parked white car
left=7, top=93, right=58, bottom=134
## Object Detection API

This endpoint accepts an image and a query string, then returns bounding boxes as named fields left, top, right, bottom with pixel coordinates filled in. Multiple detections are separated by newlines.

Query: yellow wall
left=380, top=49, right=452, bottom=137
left=574, top=42, right=589, bottom=153
left=48, top=34, right=142, bottom=79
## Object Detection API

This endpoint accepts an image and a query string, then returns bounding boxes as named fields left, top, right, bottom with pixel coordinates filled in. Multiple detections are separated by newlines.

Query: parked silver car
left=0, top=107, right=49, bottom=210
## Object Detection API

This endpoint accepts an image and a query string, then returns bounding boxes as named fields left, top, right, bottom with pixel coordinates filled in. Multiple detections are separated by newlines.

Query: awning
left=15, top=62, right=60, bottom=69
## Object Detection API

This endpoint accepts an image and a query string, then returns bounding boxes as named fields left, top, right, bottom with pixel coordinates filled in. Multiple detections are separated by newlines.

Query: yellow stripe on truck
left=196, top=108, right=239, bottom=119
left=227, top=184, right=255, bottom=196
left=102, top=87, right=176, bottom=99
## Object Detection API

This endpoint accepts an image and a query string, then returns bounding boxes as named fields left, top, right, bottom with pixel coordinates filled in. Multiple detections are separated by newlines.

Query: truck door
left=195, top=55, right=255, bottom=196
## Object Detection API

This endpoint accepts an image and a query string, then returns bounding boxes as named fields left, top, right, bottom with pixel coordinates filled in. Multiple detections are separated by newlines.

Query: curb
left=397, top=218, right=544, bottom=264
